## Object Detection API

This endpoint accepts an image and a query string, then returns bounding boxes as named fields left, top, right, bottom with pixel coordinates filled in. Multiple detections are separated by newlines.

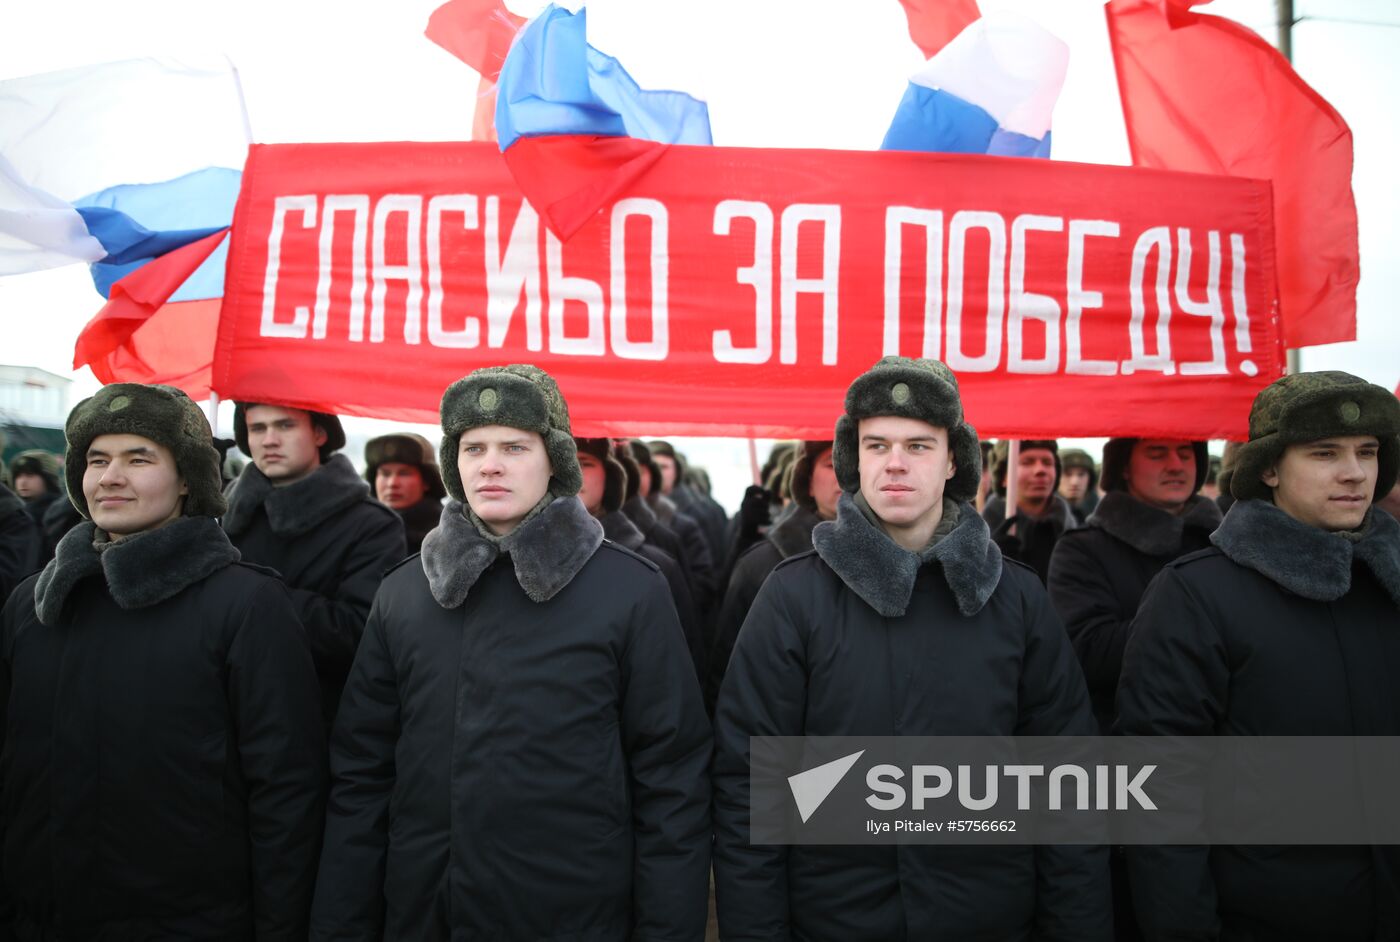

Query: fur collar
left=983, top=493, right=1078, bottom=532
left=420, top=496, right=603, bottom=608
left=222, top=453, right=370, bottom=538
left=1090, top=492, right=1222, bottom=556
left=768, top=504, right=822, bottom=559
left=812, top=492, right=1003, bottom=617
left=622, top=494, right=661, bottom=535
left=34, top=516, right=241, bottom=626
left=601, top=510, right=646, bottom=551
left=1211, top=499, right=1400, bottom=607
left=649, top=493, right=680, bottom=525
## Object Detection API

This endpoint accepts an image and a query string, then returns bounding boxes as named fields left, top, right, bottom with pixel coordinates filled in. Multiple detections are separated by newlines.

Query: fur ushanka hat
left=789, top=440, right=834, bottom=513
left=831, top=357, right=981, bottom=503
left=64, top=383, right=226, bottom=519
left=627, top=440, right=665, bottom=498
left=574, top=437, right=627, bottom=513
left=1231, top=370, right=1400, bottom=502
left=364, top=433, right=447, bottom=501
left=9, top=450, right=61, bottom=492
left=438, top=364, right=583, bottom=503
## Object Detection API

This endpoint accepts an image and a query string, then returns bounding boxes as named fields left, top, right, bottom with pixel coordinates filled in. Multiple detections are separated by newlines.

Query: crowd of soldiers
left=0, top=356, right=1397, bottom=940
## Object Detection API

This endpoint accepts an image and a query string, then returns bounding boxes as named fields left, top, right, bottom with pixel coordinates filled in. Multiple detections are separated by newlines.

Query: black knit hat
left=64, top=384, right=226, bottom=519
left=364, top=433, right=447, bottom=501
left=832, top=357, right=980, bottom=502
left=789, top=440, right=834, bottom=513
left=1231, top=370, right=1400, bottom=502
left=574, top=437, right=626, bottom=513
left=438, top=364, right=582, bottom=503
left=1100, top=439, right=1209, bottom=495
left=233, top=402, right=346, bottom=464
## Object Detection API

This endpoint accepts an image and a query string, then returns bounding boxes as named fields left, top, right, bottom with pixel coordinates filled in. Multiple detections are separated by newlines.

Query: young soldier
left=984, top=439, right=1079, bottom=583
left=0, top=384, right=326, bottom=937
left=312, top=365, right=711, bottom=941
left=575, top=435, right=704, bottom=677
left=713, top=357, right=1108, bottom=941
left=706, top=440, right=839, bottom=714
left=222, top=402, right=405, bottom=724
left=1058, top=447, right=1100, bottom=522
left=364, top=432, right=447, bottom=553
left=1119, top=371, right=1400, bottom=941
left=1049, top=438, right=1219, bottom=732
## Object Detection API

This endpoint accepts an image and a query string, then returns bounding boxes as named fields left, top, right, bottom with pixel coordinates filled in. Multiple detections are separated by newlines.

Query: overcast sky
left=2, top=0, right=1394, bottom=507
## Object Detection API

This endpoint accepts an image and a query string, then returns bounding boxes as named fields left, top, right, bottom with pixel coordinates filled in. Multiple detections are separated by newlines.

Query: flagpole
left=1005, top=439, right=1021, bottom=536
left=206, top=392, right=220, bottom=436
left=1278, top=0, right=1302, bottom=376
left=748, top=438, right=761, bottom=486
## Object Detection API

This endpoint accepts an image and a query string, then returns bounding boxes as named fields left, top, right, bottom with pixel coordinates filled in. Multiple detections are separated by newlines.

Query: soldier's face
left=577, top=450, right=607, bottom=516
left=459, top=426, right=552, bottom=536
left=14, top=472, right=47, bottom=500
left=809, top=447, right=841, bottom=520
left=1059, top=467, right=1090, bottom=501
left=857, top=416, right=955, bottom=533
left=654, top=454, right=678, bottom=494
left=246, top=405, right=325, bottom=485
left=1263, top=436, right=1380, bottom=532
left=83, top=434, right=187, bottom=539
left=1126, top=440, right=1197, bottom=513
left=375, top=462, right=425, bottom=509
left=1014, top=449, right=1056, bottom=506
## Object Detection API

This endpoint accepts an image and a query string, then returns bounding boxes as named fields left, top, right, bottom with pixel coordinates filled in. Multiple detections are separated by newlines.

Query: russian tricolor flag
left=494, top=4, right=711, bottom=240
left=882, top=13, right=1068, bottom=158
left=0, top=58, right=250, bottom=394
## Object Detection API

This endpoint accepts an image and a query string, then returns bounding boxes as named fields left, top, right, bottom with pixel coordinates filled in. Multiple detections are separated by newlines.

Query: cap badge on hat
left=479, top=387, right=499, bottom=412
left=891, top=382, right=911, bottom=405
left=108, top=395, right=131, bottom=412
left=1339, top=401, right=1361, bottom=424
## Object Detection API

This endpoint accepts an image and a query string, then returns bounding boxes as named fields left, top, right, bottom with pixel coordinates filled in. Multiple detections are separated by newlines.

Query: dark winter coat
left=1048, top=492, right=1221, bottom=731
left=713, top=493, right=1110, bottom=942
left=624, top=494, right=706, bottom=606
left=1118, top=500, right=1400, bottom=942
left=18, top=492, right=60, bottom=565
left=395, top=494, right=443, bottom=555
left=0, top=517, right=327, bottom=939
left=40, top=498, right=82, bottom=560
left=222, top=454, right=406, bottom=723
left=311, top=496, right=712, bottom=941
left=705, top=504, right=821, bottom=715
left=622, top=493, right=683, bottom=559
left=652, top=494, right=719, bottom=612
left=984, top=493, right=1080, bottom=584
left=670, top=483, right=730, bottom=564
left=0, top=487, right=39, bottom=607
left=601, top=508, right=705, bottom=679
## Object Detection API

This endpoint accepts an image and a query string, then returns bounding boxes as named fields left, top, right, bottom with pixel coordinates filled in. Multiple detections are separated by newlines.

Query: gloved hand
left=737, top=485, right=773, bottom=542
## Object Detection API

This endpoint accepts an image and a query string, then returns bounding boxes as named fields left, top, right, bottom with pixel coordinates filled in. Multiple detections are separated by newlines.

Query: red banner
left=217, top=142, right=1283, bottom=439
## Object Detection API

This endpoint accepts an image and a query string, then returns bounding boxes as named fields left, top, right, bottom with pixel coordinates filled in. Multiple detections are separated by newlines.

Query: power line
left=1295, top=15, right=1400, bottom=29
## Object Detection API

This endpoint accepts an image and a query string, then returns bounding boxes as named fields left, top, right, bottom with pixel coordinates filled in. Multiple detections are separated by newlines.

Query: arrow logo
left=787, top=750, right=865, bottom=823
